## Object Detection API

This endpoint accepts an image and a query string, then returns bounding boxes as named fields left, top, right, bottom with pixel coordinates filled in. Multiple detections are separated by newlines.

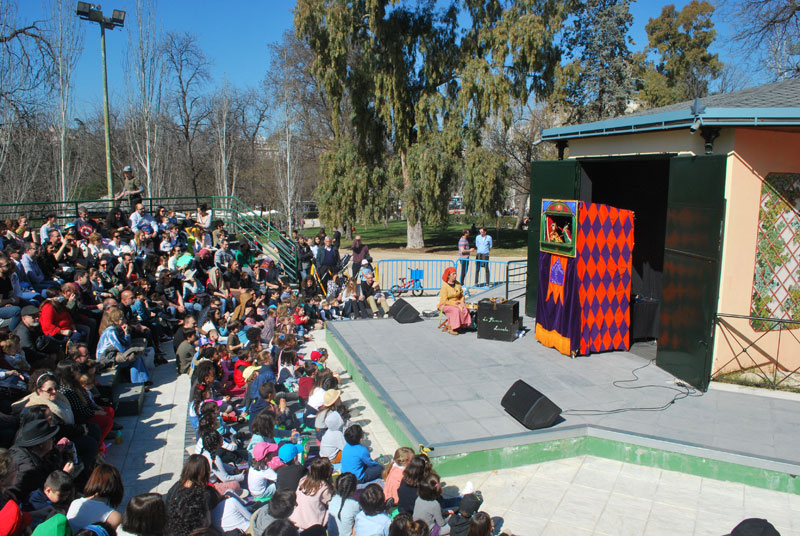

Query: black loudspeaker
left=388, top=298, right=421, bottom=324
left=501, top=380, right=562, bottom=430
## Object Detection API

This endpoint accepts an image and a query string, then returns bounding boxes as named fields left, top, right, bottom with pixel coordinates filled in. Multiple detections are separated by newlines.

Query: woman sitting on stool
left=438, top=267, right=471, bottom=335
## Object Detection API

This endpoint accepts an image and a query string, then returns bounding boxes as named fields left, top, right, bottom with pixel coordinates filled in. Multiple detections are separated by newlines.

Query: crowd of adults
left=0, top=190, right=502, bottom=536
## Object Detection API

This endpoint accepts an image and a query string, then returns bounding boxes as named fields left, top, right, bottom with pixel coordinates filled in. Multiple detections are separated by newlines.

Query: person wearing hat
left=248, top=442, right=279, bottom=501
left=438, top=266, right=471, bottom=335
left=7, top=419, right=73, bottom=508
left=275, top=443, right=305, bottom=492
left=13, top=305, right=55, bottom=369
left=319, top=390, right=347, bottom=463
left=114, top=166, right=143, bottom=212
left=448, top=492, right=484, bottom=536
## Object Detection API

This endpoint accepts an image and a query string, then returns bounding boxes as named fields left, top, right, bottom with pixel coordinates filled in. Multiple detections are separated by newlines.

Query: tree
left=209, top=84, right=236, bottom=203
left=557, top=0, right=637, bottom=122
left=726, top=0, right=799, bottom=79
left=295, top=0, right=567, bottom=248
left=484, top=102, right=559, bottom=228
left=124, top=0, right=170, bottom=197
left=638, top=1, right=722, bottom=107
left=45, top=0, right=84, bottom=203
left=163, top=31, right=211, bottom=197
left=0, top=0, right=53, bottom=115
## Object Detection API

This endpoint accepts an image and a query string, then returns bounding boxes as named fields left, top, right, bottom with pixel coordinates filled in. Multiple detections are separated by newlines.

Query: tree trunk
left=400, top=150, right=425, bottom=249
left=514, top=191, right=529, bottom=229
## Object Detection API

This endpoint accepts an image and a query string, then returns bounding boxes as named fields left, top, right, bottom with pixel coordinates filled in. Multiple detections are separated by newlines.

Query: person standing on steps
left=474, top=227, right=492, bottom=287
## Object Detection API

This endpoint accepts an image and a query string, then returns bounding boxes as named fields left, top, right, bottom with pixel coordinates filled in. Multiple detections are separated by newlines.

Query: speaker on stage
left=501, top=380, right=562, bottom=430
left=388, top=298, right=421, bottom=324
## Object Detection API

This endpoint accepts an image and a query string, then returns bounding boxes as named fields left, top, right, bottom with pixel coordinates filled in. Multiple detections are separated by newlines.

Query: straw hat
left=323, top=389, right=341, bottom=407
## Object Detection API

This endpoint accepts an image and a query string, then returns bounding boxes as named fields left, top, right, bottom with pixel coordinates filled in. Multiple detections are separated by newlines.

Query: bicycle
left=391, top=268, right=424, bottom=297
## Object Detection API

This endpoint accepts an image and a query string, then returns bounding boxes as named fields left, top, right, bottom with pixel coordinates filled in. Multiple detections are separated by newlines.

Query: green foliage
left=316, top=139, right=388, bottom=228
left=750, top=173, right=800, bottom=331
left=403, top=128, right=461, bottom=230
left=638, top=1, right=722, bottom=107
left=295, top=0, right=567, bottom=247
left=557, top=0, right=637, bottom=122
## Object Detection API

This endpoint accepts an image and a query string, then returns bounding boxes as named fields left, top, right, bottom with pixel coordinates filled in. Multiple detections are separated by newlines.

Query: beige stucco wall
left=566, top=128, right=734, bottom=159
left=565, top=126, right=800, bottom=380
left=714, top=128, right=800, bottom=378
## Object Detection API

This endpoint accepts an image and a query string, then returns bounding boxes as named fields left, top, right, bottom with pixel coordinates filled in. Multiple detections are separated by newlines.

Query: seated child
left=340, top=424, right=383, bottom=484
left=383, top=447, right=415, bottom=505
left=248, top=442, right=280, bottom=501
left=327, top=472, right=359, bottom=536
left=275, top=443, right=305, bottom=492
left=29, top=470, right=74, bottom=525
left=413, top=473, right=452, bottom=535
left=354, top=483, right=391, bottom=536
left=289, top=457, right=334, bottom=531
left=199, top=429, right=246, bottom=495
left=448, top=493, right=484, bottom=536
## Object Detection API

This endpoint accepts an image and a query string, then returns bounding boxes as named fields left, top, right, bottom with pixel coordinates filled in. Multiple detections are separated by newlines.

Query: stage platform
left=326, top=311, right=800, bottom=495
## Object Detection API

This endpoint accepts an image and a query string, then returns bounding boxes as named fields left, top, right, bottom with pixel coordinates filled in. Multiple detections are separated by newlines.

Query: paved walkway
left=107, top=321, right=800, bottom=535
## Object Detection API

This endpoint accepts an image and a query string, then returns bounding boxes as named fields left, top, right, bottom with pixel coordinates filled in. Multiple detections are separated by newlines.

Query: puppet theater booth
left=535, top=199, right=635, bottom=357
left=526, top=78, right=800, bottom=391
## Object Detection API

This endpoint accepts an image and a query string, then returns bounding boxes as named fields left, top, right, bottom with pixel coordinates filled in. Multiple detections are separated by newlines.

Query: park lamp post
left=75, top=2, right=125, bottom=203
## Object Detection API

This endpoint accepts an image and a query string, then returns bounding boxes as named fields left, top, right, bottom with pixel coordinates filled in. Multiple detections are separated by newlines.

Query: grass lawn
left=303, top=216, right=530, bottom=257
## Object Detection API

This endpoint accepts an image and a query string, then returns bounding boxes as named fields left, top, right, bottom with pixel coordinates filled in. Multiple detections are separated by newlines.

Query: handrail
left=505, top=259, right=528, bottom=301
left=0, top=195, right=301, bottom=284
left=713, top=312, right=800, bottom=390
left=715, top=313, right=800, bottom=326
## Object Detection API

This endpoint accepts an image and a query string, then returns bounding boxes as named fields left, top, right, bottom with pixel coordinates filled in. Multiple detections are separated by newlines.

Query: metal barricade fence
left=375, top=259, right=457, bottom=292
left=375, top=258, right=528, bottom=295
left=457, top=258, right=518, bottom=292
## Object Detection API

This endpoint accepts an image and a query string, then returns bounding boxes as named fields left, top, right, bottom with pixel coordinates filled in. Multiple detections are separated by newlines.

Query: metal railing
left=713, top=313, right=800, bottom=389
left=0, top=195, right=301, bottom=284
left=505, top=260, right=528, bottom=300
left=375, top=259, right=458, bottom=294
left=374, top=258, right=528, bottom=297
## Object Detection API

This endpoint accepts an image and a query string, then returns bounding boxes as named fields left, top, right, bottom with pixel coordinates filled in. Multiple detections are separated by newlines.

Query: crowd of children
left=0, top=207, right=507, bottom=536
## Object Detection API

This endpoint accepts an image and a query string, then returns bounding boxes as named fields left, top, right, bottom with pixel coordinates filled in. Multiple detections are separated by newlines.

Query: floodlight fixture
left=76, top=2, right=92, bottom=18
left=110, top=9, right=125, bottom=27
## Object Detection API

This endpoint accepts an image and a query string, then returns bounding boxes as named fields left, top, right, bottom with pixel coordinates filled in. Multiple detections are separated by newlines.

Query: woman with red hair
left=438, top=267, right=471, bottom=335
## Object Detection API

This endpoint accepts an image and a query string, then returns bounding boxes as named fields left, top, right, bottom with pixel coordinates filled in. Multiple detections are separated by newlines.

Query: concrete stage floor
left=326, top=311, right=800, bottom=493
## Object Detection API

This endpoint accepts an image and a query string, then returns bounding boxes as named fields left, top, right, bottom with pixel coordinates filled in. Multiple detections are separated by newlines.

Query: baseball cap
left=459, top=492, right=483, bottom=517
left=123, top=165, right=132, bottom=172
left=278, top=443, right=300, bottom=464
left=361, top=259, right=369, bottom=265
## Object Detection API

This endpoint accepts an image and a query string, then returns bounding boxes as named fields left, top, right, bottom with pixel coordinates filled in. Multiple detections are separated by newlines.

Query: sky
left=13, top=0, right=746, bottom=118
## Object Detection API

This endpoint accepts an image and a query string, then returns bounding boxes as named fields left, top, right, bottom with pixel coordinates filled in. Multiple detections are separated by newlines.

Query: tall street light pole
left=76, top=3, right=125, bottom=202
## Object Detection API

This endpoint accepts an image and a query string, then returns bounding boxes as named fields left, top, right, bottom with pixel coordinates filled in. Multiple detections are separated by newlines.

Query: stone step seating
left=97, top=366, right=146, bottom=417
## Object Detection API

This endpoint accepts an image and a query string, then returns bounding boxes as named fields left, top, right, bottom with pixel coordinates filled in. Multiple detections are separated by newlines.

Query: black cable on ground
left=561, top=359, right=704, bottom=416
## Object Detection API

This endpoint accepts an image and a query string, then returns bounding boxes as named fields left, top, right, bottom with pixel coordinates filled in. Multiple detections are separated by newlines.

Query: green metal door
left=526, top=160, right=581, bottom=317
left=657, top=155, right=727, bottom=390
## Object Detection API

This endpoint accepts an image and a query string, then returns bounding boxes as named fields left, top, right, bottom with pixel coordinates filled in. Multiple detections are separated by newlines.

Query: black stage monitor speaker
left=501, top=380, right=562, bottom=430
left=389, top=298, right=421, bottom=324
